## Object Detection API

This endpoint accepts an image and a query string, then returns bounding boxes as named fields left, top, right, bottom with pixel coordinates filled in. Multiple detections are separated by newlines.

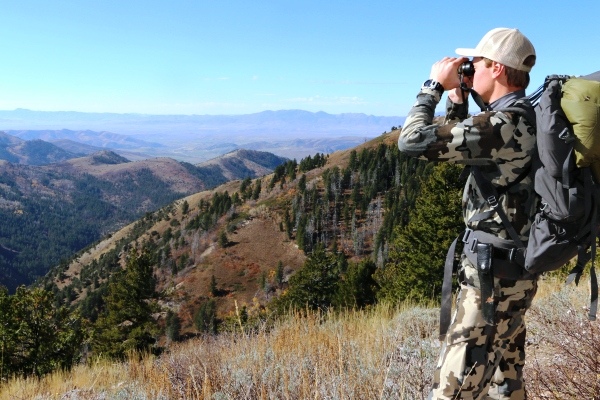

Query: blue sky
left=0, top=0, right=597, bottom=117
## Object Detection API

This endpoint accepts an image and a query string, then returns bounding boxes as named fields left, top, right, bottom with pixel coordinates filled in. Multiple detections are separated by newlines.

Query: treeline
left=276, top=143, right=464, bottom=310
left=283, top=144, right=431, bottom=266
left=0, top=168, right=191, bottom=291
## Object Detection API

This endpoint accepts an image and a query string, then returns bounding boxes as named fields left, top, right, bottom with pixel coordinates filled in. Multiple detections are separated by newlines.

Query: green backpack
left=562, top=75, right=600, bottom=182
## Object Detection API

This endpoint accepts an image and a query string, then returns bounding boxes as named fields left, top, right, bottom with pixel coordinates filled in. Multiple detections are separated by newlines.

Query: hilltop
left=0, top=148, right=287, bottom=291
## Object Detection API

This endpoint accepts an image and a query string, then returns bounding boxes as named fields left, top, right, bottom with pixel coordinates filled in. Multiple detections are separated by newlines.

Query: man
left=398, top=28, right=538, bottom=399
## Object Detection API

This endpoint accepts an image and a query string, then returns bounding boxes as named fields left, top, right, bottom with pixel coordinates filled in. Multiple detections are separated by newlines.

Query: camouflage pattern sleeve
left=398, top=90, right=538, bottom=240
left=444, top=95, right=468, bottom=123
left=398, top=91, right=534, bottom=167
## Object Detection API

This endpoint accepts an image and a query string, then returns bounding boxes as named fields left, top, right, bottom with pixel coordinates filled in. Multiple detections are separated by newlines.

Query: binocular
left=458, top=61, right=475, bottom=77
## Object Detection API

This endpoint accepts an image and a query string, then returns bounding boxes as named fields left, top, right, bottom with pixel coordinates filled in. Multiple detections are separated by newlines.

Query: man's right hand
left=429, top=57, right=469, bottom=91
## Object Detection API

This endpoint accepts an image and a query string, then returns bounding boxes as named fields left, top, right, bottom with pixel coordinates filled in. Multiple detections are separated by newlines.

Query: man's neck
left=487, top=83, right=523, bottom=104
left=488, top=89, right=527, bottom=111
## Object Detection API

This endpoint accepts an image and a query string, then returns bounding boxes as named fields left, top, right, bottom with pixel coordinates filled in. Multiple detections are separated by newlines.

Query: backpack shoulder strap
left=471, top=166, right=527, bottom=251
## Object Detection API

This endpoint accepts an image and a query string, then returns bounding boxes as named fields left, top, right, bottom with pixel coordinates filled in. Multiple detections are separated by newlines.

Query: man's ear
left=491, top=61, right=505, bottom=79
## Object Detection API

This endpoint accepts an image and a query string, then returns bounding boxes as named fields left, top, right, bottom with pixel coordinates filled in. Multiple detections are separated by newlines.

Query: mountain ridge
left=0, top=148, right=288, bottom=291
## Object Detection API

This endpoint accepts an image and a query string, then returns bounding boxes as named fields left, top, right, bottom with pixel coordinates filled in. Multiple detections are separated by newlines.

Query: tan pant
left=428, top=257, right=538, bottom=399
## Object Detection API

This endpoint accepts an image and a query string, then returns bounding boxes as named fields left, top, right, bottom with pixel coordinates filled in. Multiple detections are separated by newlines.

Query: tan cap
left=456, top=28, right=536, bottom=72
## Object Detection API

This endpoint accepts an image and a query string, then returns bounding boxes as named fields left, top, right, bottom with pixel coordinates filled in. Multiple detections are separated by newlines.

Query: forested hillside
left=0, top=131, right=83, bottom=165
left=0, top=149, right=287, bottom=291
left=37, top=129, right=463, bottom=354
left=0, top=129, right=470, bottom=385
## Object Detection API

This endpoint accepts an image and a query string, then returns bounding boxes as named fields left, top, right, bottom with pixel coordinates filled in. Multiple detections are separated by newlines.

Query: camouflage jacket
left=398, top=88, right=538, bottom=240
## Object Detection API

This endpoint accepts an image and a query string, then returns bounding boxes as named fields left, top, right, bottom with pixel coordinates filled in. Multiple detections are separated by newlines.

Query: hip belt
left=439, top=228, right=533, bottom=339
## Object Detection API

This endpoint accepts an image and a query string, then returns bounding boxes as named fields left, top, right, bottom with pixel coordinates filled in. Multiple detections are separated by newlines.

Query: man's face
left=471, top=57, right=494, bottom=103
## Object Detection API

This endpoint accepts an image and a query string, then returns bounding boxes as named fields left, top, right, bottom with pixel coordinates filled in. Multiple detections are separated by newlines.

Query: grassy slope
left=2, top=277, right=596, bottom=398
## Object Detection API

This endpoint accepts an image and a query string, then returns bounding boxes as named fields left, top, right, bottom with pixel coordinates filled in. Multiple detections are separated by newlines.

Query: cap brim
left=455, top=47, right=479, bottom=57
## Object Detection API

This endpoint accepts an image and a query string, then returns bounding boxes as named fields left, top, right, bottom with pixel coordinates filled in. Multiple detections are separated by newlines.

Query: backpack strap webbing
left=460, top=164, right=532, bottom=198
left=439, top=231, right=464, bottom=339
left=471, top=166, right=527, bottom=250
left=565, top=167, right=600, bottom=321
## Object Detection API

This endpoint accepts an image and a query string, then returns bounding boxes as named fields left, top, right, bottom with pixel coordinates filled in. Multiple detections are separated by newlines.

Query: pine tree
left=276, top=260, right=284, bottom=286
left=218, top=231, right=229, bottom=248
left=165, top=310, right=181, bottom=342
left=209, top=275, right=218, bottom=297
left=92, top=249, right=159, bottom=359
left=252, top=179, right=262, bottom=200
left=194, top=299, right=217, bottom=333
left=277, top=245, right=340, bottom=311
left=335, top=258, right=379, bottom=308
left=375, top=162, right=463, bottom=302
left=0, top=286, right=86, bottom=379
left=298, top=174, right=307, bottom=194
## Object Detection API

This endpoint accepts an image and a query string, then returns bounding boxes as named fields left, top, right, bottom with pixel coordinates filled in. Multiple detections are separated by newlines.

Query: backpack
left=439, top=71, right=600, bottom=337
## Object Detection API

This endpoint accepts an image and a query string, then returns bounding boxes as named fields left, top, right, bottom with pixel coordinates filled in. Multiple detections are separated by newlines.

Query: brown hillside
left=51, top=153, right=206, bottom=193
left=51, top=130, right=402, bottom=334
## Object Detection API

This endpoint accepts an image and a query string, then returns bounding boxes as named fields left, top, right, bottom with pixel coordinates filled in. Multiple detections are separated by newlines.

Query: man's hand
left=430, top=57, right=473, bottom=104
left=429, top=57, right=469, bottom=91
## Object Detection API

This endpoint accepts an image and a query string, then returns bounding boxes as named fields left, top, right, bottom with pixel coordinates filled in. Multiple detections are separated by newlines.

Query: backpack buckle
left=508, top=248, right=517, bottom=263
left=487, top=195, right=499, bottom=208
left=469, top=238, right=479, bottom=253
left=461, top=228, right=478, bottom=252
left=462, top=228, right=473, bottom=244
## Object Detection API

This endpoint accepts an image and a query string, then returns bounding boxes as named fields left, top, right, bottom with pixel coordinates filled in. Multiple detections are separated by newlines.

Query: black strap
left=459, top=83, right=489, bottom=112
left=471, top=166, right=527, bottom=250
left=565, top=167, right=599, bottom=321
left=440, top=233, right=463, bottom=339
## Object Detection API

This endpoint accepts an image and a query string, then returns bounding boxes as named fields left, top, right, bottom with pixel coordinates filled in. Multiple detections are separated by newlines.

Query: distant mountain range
left=0, top=109, right=406, bottom=162
left=6, top=129, right=164, bottom=149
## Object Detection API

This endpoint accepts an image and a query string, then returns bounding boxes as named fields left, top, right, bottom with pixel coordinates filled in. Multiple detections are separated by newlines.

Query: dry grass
left=525, top=275, right=600, bottom=399
left=0, top=303, right=439, bottom=399
left=3, top=276, right=599, bottom=399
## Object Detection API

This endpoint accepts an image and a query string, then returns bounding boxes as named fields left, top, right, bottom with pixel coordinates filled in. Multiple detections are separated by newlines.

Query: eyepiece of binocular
left=458, top=61, right=475, bottom=77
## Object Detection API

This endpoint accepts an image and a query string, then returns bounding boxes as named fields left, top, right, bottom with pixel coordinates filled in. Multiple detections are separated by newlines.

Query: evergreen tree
left=181, top=200, right=189, bottom=215
left=276, top=260, right=284, bottom=286
left=296, top=215, right=307, bottom=251
left=209, top=275, right=218, bottom=296
left=218, top=230, right=229, bottom=248
left=0, top=286, right=86, bottom=379
left=335, top=259, right=379, bottom=308
left=165, top=310, right=181, bottom=342
left=298, top=174, right=307, bottom=194
left=252, top=179, right=262, bottom=200
left=284, top=208, right=293, bottom=239
left=375, top=163, right=463, bottom=302
left=277, top=246, right=340, bottom=311
left=92, top=249, right=159, bottom=359
left=194, top=299, right=217, bottom=334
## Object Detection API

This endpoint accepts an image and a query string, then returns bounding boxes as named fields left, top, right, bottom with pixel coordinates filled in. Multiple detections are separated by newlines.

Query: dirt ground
left=169, top=216, right=307, bottom=330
